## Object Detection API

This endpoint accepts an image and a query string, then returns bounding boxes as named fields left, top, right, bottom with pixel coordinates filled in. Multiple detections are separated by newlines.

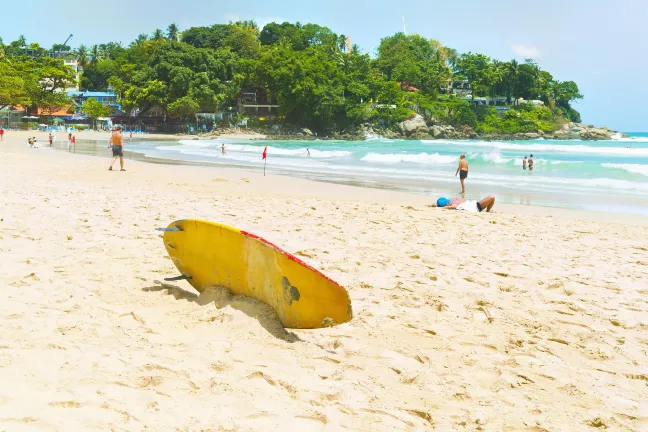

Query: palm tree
left=337, top=34, right=347, bottom=53
left=167, top=23, right=180, bottom=41
left=504, top=59, right=519, bottom=104
left=98, top=44, right=109, bottom=59
left=76, top=44, right=89, bottom=67
left=90, top=45, right=100, bottom=66
left=152, top=29, right=165, bottom=41
left=131, top=34, right=149, bottom=47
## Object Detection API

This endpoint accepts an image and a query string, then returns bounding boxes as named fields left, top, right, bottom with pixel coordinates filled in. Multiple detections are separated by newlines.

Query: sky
left=3, top=0, right=647, bottom=131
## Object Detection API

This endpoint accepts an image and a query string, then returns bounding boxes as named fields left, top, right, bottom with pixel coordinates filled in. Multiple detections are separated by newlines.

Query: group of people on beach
left=440, top=150, right=540, bottom=213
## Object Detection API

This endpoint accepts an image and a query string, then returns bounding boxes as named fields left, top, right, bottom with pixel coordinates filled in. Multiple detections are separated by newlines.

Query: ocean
left=87, top=133, right=648, bottom=215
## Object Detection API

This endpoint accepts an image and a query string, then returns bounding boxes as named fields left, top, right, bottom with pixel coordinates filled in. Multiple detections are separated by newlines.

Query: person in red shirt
left=0, top=127, right=5, bottom=141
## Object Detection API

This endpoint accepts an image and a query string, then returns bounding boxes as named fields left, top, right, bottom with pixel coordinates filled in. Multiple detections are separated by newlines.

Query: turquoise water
left=127, top=134, right=648, bottom=215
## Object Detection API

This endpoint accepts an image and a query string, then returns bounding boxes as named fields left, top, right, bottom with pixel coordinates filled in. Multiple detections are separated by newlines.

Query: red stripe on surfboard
left=240, top=230, right=344, bottom=288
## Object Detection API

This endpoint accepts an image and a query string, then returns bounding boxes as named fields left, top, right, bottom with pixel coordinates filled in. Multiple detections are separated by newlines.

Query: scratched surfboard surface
left=162, top=219, right=352, bottom=329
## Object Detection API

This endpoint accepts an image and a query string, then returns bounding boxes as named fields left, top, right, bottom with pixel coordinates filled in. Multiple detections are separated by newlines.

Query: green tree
left=80, top=59, right=119, bottom=90
left=76, top=45, right=89, bottom=67
left=0, top=61, right=30, bottom=106
left=90, top=45, right=100, bottom=65
left=152, top=29, right=166, bottom=41
left=454, top=52, right=492, bottom=101
left=167, top=95, right=200, bottom=119
left=376, top=33, right=451, bottom=96
left=131, top=34, right=149, bottom=47
left=19, top=56, right=75, bottom=113
left=553, top=80, right=583, bottom=109
left=167, top=23, right=180, bottom=41
left=81, top=98, right=111, bottom=128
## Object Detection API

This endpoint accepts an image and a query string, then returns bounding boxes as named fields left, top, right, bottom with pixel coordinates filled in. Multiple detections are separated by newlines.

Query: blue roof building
left=67, top=91, right=122, bottom=111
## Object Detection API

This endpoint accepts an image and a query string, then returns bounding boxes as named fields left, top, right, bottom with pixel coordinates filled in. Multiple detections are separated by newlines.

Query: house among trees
left=236, top=87, right=280, bottom=119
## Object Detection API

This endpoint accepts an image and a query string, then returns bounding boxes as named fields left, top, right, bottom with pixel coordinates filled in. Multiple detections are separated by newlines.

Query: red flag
left=262, top=146, right=267, bottom=160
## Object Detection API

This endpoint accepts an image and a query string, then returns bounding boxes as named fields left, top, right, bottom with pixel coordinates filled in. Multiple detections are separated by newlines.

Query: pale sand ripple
left=1, top=131, right=647, bottom=431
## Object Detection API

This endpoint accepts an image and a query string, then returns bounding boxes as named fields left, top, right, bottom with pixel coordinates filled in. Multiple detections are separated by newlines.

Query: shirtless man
left=528, top=154, right=534, bottom=171
left=428, top=195, right=496, bottom=213
left=455, top=154, right=469, bottom=195
left=109, top=127, right=125, bottom=171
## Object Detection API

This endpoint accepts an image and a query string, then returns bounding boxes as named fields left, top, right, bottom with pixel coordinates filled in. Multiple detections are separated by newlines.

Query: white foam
left=422, top=139, right=648, bottom=156
left=602, top=163, right=648, bottom=176
left=361, top=152, right=457, bottom=165
left=468, top=150, right=511, bottom=164
left=611, top=133, right=648, bottom=142
left=176, top=141, right=351, bottom=158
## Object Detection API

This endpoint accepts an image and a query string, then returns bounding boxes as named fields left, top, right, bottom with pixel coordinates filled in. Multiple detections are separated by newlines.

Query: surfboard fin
left=164, top=274, right=191, bottom=282
left=156, top=226, right=183, bottom=232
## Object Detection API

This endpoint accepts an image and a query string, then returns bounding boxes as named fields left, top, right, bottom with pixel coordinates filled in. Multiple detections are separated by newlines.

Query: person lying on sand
left=428, top=195, right=496, bottom=213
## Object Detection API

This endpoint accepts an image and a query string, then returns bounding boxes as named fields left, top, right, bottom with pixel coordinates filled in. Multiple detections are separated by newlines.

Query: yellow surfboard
left=160, top=219, right=353, bottom=329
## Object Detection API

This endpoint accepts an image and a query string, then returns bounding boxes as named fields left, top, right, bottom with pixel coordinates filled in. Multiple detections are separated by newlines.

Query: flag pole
left=262, top=146, right=267, bottom=176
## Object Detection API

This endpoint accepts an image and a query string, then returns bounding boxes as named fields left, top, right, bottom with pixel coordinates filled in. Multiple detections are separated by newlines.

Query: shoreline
left=39, top=129, right=648, bottom=220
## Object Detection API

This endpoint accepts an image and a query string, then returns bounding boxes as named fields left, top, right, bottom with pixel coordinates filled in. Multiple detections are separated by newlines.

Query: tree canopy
left=0, top=23, right=584, bottom=132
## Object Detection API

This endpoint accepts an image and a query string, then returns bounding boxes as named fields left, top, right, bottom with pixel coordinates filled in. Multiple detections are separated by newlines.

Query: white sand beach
left=1, top=131, right=647, bottom=431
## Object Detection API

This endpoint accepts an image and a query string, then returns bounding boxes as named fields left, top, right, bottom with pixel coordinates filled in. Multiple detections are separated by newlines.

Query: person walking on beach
left=522, top=156, right=528, bottom=170
left=0, top=127, right=5, bottom=141
left=455, top=154, right=469, bottom=195
left=49, top=132, right=53, bottom=147
left=109, top=127, right=125, bottom=171
left=528, top=154, right=534, bottom=171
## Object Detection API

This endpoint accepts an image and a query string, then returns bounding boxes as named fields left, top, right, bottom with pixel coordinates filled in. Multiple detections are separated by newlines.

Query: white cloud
left=511, top=44, right=540, bottom=58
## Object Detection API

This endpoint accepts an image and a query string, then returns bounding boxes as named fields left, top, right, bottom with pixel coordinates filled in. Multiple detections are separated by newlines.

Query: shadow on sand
left=143, top=281, right=301, bottom=343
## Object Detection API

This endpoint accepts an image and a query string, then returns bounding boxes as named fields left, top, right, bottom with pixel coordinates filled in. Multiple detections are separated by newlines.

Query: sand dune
left=1, top=131, right=647, bottom=431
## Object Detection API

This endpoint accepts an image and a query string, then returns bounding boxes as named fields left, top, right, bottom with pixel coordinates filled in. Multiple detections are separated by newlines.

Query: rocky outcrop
left=549, top=123, right=625, bottom=140
left=396, top=114, right=429, bottom=136
left=429, top=124, right=456, bottom=139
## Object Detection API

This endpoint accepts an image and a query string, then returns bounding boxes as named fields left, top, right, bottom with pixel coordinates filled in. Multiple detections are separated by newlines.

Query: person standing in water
left=455, top=154, right=469, bottom=195
left=221, top=143, right=227, bottom=155
left=522, top=156, right=528, bottom=170
left=528, top=154, right=534, bottom=171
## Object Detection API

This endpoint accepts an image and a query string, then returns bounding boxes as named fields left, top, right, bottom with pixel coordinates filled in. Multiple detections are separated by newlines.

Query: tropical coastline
left=3, top=9, right=648, bottom=432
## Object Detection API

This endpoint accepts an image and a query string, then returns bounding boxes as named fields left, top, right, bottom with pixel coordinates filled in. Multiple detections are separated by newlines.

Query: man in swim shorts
left=455, top=154, right=468, bottom=195
left=429, top=195, right=496, bottom=213
left=109, top=127, right=125, bottom=171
